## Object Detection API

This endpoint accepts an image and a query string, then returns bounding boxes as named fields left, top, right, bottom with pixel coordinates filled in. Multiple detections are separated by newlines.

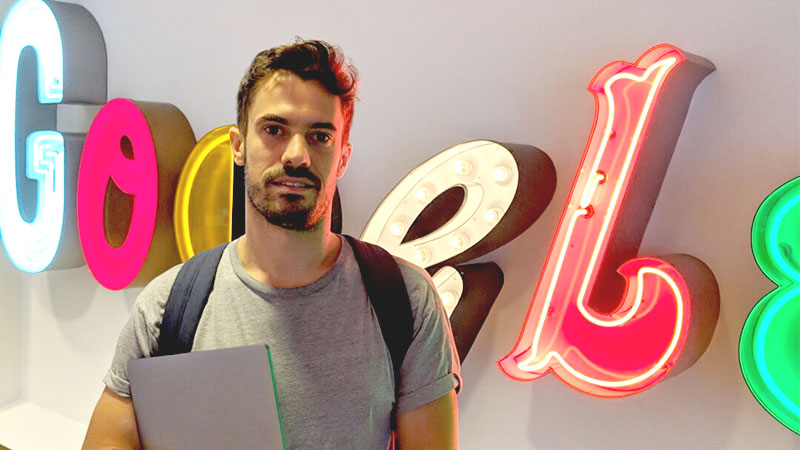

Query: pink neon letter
left=77, top=98, right=158, bottom=290
left=498, top=45, right=718, bottom=397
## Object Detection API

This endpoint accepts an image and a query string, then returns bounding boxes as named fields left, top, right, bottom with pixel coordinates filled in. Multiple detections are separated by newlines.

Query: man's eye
left=313, top=132, right=332, bottom=144
left=264, top=125, right=283, bottom=135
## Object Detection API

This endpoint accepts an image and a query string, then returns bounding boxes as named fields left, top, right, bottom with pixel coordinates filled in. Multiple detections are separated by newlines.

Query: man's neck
left=236, top=213, right=342, bottom=289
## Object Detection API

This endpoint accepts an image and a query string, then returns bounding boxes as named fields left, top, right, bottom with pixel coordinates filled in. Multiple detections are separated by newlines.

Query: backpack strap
left=156, top=243, right=228, bottom=357
left=342, top=234, right=414, bottom=426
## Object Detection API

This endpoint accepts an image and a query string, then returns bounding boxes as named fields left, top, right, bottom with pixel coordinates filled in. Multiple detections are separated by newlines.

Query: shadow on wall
left=45, top=266, right=99, bottom=320
left=0, top=250, right=23, bottom=406
left=523, top=319, right=742, bottom=450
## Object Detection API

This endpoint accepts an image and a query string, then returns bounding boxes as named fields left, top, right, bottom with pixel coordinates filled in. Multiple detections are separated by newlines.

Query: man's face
left=230, top=71, right=351, bottom=231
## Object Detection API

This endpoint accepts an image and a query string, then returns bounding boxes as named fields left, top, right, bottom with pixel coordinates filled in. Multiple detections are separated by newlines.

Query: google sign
left=1, top=0, right=796, bottom=434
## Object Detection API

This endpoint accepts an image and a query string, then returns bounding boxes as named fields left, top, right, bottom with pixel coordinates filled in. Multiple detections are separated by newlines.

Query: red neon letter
left=498, top=45, right=719, bottom=397
left=77, top=99, right=158, bottom=290
left=77, top=98, right=195, bottom=290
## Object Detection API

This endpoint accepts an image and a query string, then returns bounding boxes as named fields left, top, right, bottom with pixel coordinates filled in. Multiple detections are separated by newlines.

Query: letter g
left=0, top=0, right=65, bottom=273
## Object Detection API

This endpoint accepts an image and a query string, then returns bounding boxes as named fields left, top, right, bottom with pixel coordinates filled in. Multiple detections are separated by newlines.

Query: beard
left=245, top=163, right=331, bottom=231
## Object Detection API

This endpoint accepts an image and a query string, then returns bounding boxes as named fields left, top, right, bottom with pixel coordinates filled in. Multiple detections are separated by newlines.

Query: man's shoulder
left=136, top=241, right=238, bottom=311
left=344, top=237, right=436, bottom=308
left=142, top=242, right=238, bottom=296
left=393, top=256, right=433, bottom=290
left=132, top=263, right=184, bottom=323
left=389, top=255, right=439, bottom=315
left=140, top=262, right=183, bottom=299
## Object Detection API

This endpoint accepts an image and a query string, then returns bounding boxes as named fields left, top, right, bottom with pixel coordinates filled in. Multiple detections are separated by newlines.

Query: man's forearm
left=395, top=390, right=458, bottom=450
left=82, top=387, right=141, bottom=450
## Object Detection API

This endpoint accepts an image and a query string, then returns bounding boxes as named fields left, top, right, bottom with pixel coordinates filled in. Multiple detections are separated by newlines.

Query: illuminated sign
left=174, top=126, right=237, bottom=261
left=364, top=141, right=522, bottom=268
left=740, top=176, right=800, bottom=434
left=0, top=0, right=105, bottom=272
left=77, top=99, right=195, bottom=290
left=498, top=45, right=720, bottom=396
left=363, top=140, right=556, bottom=360
left=2, top=2, right=725, bottom=396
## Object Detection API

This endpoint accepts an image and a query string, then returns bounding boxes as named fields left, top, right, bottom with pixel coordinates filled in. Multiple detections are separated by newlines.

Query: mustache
left=264, top=165, right=321, bottom=188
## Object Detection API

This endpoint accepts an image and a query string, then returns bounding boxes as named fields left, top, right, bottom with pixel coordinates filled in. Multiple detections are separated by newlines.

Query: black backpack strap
left=342, top=235, right=414, bottom=422
left=156, top=243, right=228, bottom=357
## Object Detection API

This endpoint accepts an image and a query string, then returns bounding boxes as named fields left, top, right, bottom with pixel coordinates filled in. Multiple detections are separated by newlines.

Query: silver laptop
left=129, top=345, right=285, bottom=450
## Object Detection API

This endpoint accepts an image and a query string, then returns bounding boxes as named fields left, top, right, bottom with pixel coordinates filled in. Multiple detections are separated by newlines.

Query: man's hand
left=395, top=390, right=457, bottom=450
left=82, top=387, right=141, bottom=450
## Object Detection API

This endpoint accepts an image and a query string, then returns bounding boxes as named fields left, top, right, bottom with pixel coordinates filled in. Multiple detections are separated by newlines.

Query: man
left=82, top=39, right=461, bottom=449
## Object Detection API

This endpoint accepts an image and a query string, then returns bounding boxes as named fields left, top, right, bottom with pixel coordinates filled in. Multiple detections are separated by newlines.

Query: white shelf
left=0, top=401, right=86, bottom=450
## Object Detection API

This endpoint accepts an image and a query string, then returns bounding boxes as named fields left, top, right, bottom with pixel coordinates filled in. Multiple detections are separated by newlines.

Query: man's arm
left=396, top=389, right=458, bottom=450
left=82, top=387, right=141, bottom=450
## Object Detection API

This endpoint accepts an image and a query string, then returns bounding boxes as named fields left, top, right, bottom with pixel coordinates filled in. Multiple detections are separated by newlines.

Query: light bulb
left=484, top=208, right=502, bottom=223
left=450, top=234, right=469, bottom=249
left=492, top=165, right=511, bottom=182
left=390, top=221, right=406, bottom=236
left=414, top=248, right=430, bottom=263
left=453, top=160, right=471, bottom=176
left=415, top=187, right=432, bottom=202
left=441, top=291, right=457, bottom=309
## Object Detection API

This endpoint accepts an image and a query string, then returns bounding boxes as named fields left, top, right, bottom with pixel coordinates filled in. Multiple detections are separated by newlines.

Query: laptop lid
left=129, top=344, right=285, bottom=450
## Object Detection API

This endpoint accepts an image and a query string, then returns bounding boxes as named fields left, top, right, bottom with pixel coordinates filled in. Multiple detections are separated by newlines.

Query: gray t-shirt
left=104, top=237, right=461, bottom=449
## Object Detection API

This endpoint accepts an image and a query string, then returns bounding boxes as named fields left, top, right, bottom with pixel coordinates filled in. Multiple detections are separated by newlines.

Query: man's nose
left=281, top=133, right=311, bottom=168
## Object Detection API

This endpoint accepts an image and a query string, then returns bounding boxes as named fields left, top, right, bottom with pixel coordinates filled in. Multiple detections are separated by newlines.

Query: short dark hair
left=236, top=39, right=359, bottom=143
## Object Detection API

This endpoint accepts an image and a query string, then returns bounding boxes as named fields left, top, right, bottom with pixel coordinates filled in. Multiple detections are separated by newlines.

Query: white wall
left=1, top=0, right=798, bottom=448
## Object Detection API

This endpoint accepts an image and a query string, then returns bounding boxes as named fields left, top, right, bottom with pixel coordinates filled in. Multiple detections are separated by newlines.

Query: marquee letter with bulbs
left=362, top=140, right=556, bottom=360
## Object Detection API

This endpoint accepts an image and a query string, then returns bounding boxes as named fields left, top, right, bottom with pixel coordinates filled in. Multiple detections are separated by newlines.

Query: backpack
left=155, top=234, right=413, bottom=428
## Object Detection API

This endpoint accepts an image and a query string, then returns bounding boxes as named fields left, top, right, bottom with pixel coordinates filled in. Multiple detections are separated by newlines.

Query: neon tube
left=740, top=176, right=800, bottom=434
left=0, top=0, right=65, bottom=273
left=173, top=126, right=235, bottom=261
left=499, top=44, right=716, bottom=397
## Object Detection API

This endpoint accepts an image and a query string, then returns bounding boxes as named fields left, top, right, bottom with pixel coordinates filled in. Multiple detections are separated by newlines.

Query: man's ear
left=337, top=142, right=352, bottom=178
left=230, top=126, right=245, bottom=166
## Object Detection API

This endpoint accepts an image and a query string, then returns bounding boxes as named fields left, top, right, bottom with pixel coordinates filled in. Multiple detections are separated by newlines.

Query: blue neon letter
left=0, top=0, right=65, bottom=273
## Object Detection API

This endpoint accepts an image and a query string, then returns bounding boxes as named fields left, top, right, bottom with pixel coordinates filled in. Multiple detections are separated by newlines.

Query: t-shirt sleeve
left=103, top=265, right=180, bottom=397
left=394, top=260, right=462, bottom=413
